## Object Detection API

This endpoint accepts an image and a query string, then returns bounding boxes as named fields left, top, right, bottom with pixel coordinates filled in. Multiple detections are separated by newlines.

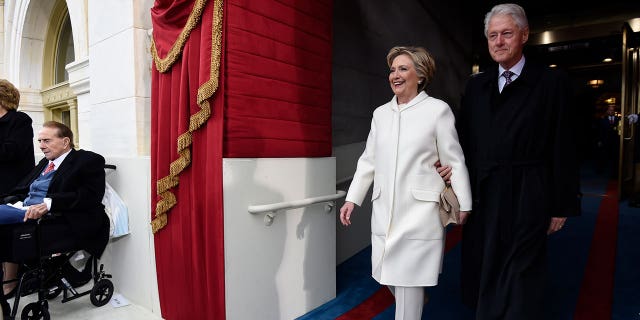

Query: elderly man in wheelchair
left=0, top=121, right=112, bottom=319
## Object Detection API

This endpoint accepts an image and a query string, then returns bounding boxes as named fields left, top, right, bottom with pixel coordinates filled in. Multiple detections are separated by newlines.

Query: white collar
left=50, top=149, right=72, bottom=169
left=390, top=91, right=429, bottom=112
left=499, top=55, right=525, bottom=78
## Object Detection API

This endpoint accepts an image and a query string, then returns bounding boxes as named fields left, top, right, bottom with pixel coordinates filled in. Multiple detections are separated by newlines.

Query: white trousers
left=388, top=286, right=424, bottom=320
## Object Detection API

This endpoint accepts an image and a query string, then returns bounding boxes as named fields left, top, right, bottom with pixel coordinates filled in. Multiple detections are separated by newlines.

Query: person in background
left=455, top=3, right=580, bottom=319
left=596, top=105, right=620, bottom=177
left=0, top=79, right=34, bottom=299
left=339, top=46, right=472, bottom=320
left=0, top=79, right=34, bottom=196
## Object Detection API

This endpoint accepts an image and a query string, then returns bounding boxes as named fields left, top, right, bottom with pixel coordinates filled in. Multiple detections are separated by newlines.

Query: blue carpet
left=612, top=199, right=640, bottom=320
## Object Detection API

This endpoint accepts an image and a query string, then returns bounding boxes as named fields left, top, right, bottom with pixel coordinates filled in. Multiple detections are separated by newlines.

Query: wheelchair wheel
left=21, top=301, right=50, bottom=320
left=90, top=279, right=114, bottom=307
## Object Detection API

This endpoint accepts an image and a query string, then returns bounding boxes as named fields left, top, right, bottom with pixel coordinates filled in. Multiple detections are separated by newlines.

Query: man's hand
left=435, top=160, right=452, bottom=184
left=547, top=217, right=566, bottom=234
left=23, top=203, right=48, bottom=221
left=459, top=211, right=470, bottom=225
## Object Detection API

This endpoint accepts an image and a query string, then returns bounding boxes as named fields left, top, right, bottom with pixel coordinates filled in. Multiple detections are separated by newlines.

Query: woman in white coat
left=339, top=46, right=472, bottom=320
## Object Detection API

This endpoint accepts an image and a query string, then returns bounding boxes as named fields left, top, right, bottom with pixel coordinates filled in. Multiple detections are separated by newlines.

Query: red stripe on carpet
left=337, top=226, right=464, bottom=319
left=335, top=286, right=394, bottom=320
left=574, top=180, right=619, bottom=320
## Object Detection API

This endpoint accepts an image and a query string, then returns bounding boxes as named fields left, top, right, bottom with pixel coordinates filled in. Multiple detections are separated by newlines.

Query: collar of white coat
left=389, top=91, right=429, bottom=112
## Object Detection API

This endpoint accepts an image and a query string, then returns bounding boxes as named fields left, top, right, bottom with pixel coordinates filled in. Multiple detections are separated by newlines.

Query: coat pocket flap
left=410, top=189, right=440, bottom=202
left=371, top=187, right=381, bottom=201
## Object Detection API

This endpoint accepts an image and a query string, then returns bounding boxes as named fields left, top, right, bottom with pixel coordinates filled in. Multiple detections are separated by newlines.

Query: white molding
left=67, top=56, right=90, bottom=95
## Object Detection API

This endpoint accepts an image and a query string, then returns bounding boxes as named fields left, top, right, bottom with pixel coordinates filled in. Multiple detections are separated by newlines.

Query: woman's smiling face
left=389, top=54, right=420, bottom=104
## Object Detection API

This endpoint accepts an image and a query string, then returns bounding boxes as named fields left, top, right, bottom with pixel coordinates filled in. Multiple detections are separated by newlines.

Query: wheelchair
left=0, top=165, right=117, bottom=319
left=0, top=215, right=114, bottom=319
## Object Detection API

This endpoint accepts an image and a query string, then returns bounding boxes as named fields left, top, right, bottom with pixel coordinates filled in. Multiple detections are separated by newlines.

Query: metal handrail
left=248, top=190, right=346, bottom=226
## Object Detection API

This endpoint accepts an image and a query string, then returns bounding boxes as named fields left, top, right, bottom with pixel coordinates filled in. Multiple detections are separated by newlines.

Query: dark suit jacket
left=0, top=110, right=35, bottom=194
left=457, top=61, right=580, bottom=218
left=6, top=149, right=109, bottom=258
left=597, top=115, right=620, bottom=149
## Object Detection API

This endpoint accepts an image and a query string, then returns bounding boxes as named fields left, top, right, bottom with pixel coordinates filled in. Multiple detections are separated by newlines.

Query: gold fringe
left=151, top=213, right=168, bottom=234
left=150, top=0, right=208, bottom=73
left=151, top=0, right=224, bottom=233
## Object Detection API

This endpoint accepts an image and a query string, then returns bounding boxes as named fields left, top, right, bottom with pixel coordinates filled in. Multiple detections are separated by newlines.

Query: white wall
left=223, top=158, right=337, bottom=320
left=99, top=156, right=160, bottom=316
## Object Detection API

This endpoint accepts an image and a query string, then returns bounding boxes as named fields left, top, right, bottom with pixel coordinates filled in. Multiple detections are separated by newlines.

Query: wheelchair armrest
left=36, top=212, right=63, bottom=225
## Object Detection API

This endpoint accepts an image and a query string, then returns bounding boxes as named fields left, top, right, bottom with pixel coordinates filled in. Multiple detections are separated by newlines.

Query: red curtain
left=150, top=0, right=225, bottom=319
left=224, top=0, right=333, bottom=157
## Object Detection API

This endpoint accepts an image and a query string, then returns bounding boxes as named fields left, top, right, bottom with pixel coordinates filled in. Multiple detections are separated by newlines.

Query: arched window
left=55, top=16, right=74, bottom=84
left=41, top=0, right=78, bottom=147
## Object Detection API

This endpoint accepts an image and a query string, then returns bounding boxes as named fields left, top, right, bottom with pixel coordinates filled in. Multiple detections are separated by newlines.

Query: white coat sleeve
left=435, top=104, right=473, bottom=211
left=345, top=117, right=377, bottom=206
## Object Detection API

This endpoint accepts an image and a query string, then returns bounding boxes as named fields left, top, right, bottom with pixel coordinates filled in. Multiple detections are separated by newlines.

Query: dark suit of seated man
left=0, top=121, right=109, bottom=316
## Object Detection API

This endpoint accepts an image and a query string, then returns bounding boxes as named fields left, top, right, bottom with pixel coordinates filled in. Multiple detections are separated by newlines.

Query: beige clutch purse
left=439, top=184, right=460, bottom=227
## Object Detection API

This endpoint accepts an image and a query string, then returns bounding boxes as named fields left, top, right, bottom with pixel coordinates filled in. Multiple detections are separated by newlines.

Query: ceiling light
left=588, top=79, right=604, bottom=88
left=603, top=58, right=613, bottom=63
left=549, top=64, right=557, bottom=68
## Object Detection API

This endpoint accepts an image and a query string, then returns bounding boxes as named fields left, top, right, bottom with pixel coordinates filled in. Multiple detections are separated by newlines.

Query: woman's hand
left=340, top=202, right=356, bottom=226
left=435, top=160, right=452, bottom=184
left=458, top=211, right=470, bottom=225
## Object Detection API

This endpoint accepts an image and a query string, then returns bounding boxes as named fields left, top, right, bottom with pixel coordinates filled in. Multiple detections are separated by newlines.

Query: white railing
left=248, top=190, right=346, bottom=226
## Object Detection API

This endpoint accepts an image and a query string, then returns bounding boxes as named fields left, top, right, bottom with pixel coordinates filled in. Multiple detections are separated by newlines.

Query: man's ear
left=521, top=26, right=529, bottom=44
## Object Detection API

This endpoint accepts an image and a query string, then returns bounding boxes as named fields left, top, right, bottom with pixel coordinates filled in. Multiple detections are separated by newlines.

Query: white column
left=67, top=57, right=91, bottom=148
left=65, top=0, right=89, bottom=60
left=88, top=0, right=151, bottom=157
left=0, top=1, right=5, bottom=77
left=86, top=0, right=159, bottom=316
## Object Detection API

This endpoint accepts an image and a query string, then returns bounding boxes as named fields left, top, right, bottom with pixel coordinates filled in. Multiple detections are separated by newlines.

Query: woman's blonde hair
left=386, top=46, right=436, bottom=92
left=0, top=79, right=20, bottom=111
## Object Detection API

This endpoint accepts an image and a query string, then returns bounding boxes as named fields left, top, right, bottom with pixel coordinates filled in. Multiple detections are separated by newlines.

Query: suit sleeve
left=49, top=152, right=106, bottom=212
left=550, top=71, right=581, bottom=217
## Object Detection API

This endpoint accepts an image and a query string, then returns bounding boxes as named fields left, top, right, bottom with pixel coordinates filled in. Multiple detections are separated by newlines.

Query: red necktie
left=43, top=162, right=55, bottom=175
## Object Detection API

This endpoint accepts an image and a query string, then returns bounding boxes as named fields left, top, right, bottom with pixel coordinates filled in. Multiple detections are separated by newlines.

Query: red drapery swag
left=150, top=0, right=225, bottom=319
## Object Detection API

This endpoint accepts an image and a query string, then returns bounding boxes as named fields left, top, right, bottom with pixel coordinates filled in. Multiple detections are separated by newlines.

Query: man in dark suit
left=597, top=105, right=620, bottom=177
left=0, top=121, right=109, bottom=315
left=454, top=4, right=581, bottom=320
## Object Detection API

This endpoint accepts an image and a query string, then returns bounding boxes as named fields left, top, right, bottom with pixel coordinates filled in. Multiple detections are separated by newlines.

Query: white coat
left=345, top=91, right=472, bottom=286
